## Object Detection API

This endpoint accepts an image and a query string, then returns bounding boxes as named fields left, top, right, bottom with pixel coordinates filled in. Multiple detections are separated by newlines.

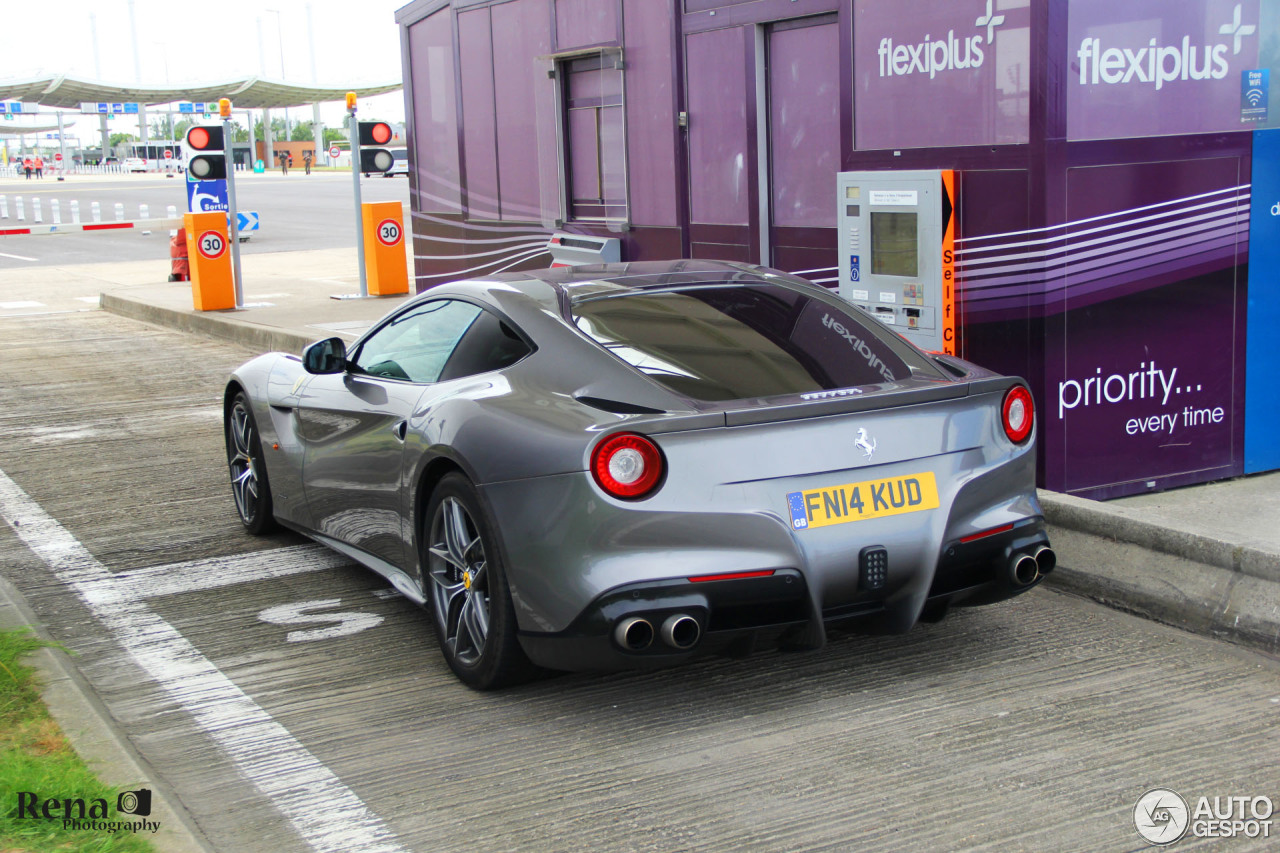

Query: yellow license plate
left=786, top=472, right=939, bottom=531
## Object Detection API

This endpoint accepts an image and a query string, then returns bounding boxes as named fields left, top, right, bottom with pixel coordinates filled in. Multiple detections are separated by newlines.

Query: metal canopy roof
left=0, top=122, right=69, bottom=135
left=0, top=75, right=402, bottom=110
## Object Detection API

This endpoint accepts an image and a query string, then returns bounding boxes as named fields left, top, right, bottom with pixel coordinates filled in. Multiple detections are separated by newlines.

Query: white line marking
left=76, top=296, right=101, bottom=304
left=310, top=321, right=372, bottom=333
left=258, top=599, right=385, bottom=642
left=0, top=309, right=96, bottom=319
left=0, top=251, right=38, bottom=261
left=117, top=543, right=350, bottom=599
left=0, top=469, right=406, bottom=853
left=0, top=300, right=44, bottom=309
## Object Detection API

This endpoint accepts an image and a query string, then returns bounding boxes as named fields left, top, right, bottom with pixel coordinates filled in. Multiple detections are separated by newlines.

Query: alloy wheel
left=427, top=497, right=491, bottom=666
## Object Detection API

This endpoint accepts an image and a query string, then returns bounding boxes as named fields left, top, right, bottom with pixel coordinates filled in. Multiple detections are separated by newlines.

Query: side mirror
left=303, top=337, right=348, bottom=374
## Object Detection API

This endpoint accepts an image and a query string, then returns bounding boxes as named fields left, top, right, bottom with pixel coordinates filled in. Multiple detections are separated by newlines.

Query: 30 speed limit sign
left=376, top=219, right=402, bottom=247
left=196, top=230, right=227, bottom=260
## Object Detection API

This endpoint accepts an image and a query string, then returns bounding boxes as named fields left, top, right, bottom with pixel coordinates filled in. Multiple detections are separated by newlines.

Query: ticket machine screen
left=871, top=212, right=919, bottom=278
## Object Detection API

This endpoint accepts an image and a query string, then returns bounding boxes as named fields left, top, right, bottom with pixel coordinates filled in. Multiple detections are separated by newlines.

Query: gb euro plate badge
left=787, top=472, right=940, bottom=530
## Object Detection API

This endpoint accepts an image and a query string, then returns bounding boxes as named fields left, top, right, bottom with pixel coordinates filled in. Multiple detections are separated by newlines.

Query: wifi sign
left=1242, top=69, right=1270, bottom=122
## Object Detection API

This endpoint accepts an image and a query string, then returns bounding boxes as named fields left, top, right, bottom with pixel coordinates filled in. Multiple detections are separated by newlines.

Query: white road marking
left=0, top=309, right=96, bottom=319
left=258, top=599, right=385, bottom=642
left=76, top=296, right=101, bottom=304
left=0, top=251, right=38, bottom=261
left=0, top=300, right=44, bottom=309
left=0, top=469, right=407, bottom=853
left=310, top=320, right=370, bottom=332
left=28, top=427, right=103, bottom=444
left=117, top=544, right=350, bottom=599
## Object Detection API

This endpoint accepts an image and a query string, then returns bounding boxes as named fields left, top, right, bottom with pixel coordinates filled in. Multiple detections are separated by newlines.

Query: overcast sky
left=0, top=0, right=409, bottom=134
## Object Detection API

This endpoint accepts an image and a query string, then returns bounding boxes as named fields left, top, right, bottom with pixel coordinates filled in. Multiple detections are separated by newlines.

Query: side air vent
left=575, top=396, right=667, bottom=415
left=932, top=355, right=969, bottom=378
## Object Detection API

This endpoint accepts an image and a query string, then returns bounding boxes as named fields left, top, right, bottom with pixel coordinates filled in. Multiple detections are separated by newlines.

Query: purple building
left=393, top=0, right=1280, bottom=499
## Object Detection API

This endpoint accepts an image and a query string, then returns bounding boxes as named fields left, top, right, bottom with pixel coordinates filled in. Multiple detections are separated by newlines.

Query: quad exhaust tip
left=614, top=614, right=702, bottom=651
left=615, top=616, right=654, bottom=651
left=1011, top=554, right=1040, bottom=587
left=1009, top=546, right=1056, bottom=587
left=661, top=614, right=701, bottom=650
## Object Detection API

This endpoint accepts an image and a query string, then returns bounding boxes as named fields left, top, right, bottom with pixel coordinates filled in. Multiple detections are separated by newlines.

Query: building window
left=562, top=53, right=626, bottom=222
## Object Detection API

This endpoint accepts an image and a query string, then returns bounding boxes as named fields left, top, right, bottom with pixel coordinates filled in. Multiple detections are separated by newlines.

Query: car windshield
left=572, top=284, right=930, bottom=401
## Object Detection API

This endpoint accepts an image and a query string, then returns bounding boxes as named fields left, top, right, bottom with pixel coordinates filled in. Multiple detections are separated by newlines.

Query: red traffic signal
left=358, top=121, right=393, bottom=146
left=186, top=124, right=226, bottom=180
left=357, top=121, right=394, bottom=174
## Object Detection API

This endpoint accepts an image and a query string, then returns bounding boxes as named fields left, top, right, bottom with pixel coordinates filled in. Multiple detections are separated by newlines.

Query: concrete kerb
left=0, top=574, right=213, bottom=853
left=100, top=291, right=317, bottom=355
left=1039, top=491, right=1280, bottom=656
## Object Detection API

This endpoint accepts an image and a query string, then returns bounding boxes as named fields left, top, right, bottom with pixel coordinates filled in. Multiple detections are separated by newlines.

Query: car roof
left=482, top=259, right=809, bottom=306
left=402, top=260, right=831, bottom=333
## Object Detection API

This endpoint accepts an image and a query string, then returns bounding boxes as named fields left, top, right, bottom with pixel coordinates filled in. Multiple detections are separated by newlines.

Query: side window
left=438, top=310, right=533, bottom=381
left=354, top=300, right=483, bottom=383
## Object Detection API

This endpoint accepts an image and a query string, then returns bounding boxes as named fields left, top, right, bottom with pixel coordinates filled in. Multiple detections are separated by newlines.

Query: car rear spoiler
left=610, top=376, right=1021, bottom=434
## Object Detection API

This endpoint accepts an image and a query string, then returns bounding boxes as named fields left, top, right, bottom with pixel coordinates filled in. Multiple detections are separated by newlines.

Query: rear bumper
left=518, top=569, right=812, bottom=672
left=517, top=518, right=1052, bottom=673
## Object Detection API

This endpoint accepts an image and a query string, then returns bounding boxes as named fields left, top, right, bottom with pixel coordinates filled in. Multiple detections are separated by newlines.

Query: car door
left=297, top=298, right=486, bottom=569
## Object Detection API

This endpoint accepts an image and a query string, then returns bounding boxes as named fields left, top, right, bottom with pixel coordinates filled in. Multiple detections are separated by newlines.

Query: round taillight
left=591, top=433, right=664, bottom=499
left=1002, top=385, right=1034, bottom=444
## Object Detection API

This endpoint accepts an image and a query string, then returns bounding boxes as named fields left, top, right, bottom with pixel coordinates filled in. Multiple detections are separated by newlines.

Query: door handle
left=393, top=420, right=407, bottom=441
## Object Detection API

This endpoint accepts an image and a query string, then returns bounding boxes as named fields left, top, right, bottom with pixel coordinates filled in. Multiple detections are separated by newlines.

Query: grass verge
left=0, top=627, right=156, bottom=852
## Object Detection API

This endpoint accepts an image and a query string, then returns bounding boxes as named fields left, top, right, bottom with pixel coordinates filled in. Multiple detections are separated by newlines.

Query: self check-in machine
left=836, top=170, right=957, bottom=354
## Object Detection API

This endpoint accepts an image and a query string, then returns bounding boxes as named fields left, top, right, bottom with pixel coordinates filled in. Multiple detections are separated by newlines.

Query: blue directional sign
left=186, top=179, right=228, bottom=213
left=0, top=102, right=25, bottom=114
left=96, top=102, right=140, bottom=115
left=237, top=211, right=260, bottom=232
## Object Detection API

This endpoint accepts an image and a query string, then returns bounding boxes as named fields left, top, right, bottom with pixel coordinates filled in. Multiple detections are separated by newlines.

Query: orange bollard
left=361, top=201, right=409, bottom=296
left=184, top=211, right=236, bottom=310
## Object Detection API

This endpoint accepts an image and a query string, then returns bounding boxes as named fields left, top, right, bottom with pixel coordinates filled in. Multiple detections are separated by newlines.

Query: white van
left=385, top=147, right=408, bottom=177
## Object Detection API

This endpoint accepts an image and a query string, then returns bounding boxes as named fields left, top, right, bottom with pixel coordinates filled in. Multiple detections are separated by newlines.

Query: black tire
left=422, top=473, right=534, bottom=690
left=225, top=392, right=277, bottom=535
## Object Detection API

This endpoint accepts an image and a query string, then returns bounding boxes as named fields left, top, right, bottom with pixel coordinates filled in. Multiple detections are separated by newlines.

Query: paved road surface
left=0, top=305, right=1277, bottom=851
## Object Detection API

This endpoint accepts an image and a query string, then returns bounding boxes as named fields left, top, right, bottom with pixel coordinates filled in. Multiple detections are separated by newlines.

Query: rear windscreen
left=572, top=285, right=927, bottom=401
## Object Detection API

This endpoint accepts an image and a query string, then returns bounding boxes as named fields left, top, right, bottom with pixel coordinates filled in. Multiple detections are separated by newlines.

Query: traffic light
left=186, top=125, right=225, bottom=180
left=357, top=121, right=393, bottom=173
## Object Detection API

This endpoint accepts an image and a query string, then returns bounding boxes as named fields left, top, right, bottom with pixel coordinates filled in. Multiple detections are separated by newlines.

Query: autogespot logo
left=1134, top=788, right=1276, bottom=846
left=1135, top=788, right=1191, bottom=845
